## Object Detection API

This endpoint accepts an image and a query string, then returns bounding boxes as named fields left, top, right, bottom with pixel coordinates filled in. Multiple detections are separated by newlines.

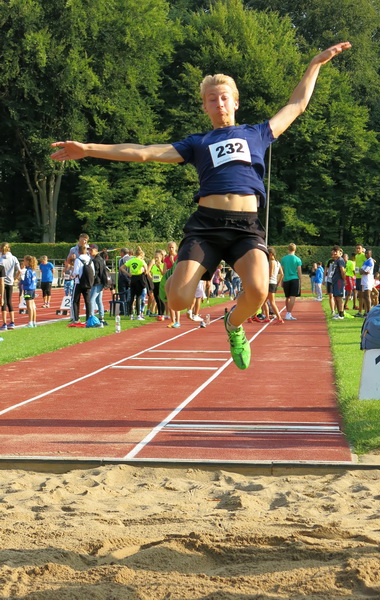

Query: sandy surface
left=0, top=461, right=379, bottom=599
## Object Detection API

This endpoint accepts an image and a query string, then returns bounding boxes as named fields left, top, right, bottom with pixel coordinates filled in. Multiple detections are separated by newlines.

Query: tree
left=268, top=65, right=379, bottom=245
left=161, top=0, right=380, bottom=245
left=249, top=0, right=380, bottom=109
left=162, top=0, right=304, bottom=139
left=0, top=0, right=178, bottom=241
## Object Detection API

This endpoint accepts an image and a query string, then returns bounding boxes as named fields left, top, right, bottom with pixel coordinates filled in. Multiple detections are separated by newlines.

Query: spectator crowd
left=1, top=236, right=379, bottom=331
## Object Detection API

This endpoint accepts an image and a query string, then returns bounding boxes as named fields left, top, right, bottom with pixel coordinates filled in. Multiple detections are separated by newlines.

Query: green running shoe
left=224, top=311, right=251, bottom=370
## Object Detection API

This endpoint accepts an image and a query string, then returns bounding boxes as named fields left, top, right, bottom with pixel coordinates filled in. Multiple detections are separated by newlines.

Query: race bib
left=209, top=138, right=251, bottom=168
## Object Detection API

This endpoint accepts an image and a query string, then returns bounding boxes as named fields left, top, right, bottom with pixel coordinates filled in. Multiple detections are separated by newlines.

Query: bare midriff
left=199, top=193, right=259, bottom=212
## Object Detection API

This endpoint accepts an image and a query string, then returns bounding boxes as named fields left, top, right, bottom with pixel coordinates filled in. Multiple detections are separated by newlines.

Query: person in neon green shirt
left=343, top=252, right=356, bottom=310
left=354, top=244, right=366, bottom=317
left=147, top=250, right=165, bottom=320
left=125, top=247, right=147, bottom=320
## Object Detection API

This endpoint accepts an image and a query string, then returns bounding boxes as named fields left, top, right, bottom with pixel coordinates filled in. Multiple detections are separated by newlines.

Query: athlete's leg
left=328, top=293, right=335, bottom=313
left=228, top=249, right=268, bottom=327
left=268, top=291, right=283, bottom=321
left=166, top=260, right=207, bottom=311
left=286, top=295, right=296, bottom=314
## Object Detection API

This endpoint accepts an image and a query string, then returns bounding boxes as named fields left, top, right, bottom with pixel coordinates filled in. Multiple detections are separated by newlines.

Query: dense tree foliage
left=0, top=0, right=178, bottom=241
left=0, top=0, right=379, bottom=247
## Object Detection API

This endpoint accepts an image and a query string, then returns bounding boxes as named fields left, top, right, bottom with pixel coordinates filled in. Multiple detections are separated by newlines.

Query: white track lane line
left=123, top=322, right=271, bottom=459
left=0, top=323, right=207, bottom=417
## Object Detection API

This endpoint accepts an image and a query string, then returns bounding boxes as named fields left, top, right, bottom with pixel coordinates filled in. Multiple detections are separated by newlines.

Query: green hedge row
left=2, top=242, right=171, bottom=264
left=3, top=242, right=379, bottom=269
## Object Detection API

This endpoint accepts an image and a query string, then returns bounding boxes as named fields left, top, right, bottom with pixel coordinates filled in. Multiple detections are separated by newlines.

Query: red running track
left=0, top=300, right=352, bottom=464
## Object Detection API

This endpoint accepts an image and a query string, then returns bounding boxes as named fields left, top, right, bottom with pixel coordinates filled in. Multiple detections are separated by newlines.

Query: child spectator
left=0, top=263, right=5, bottom=311
left=187, top=281, right=206, bottom=322
left=118, top=248, right=131, bottom=310
left=309, top=262, right=317, bottom=294
left=163, top=241, right=177, bottom=271
left=23, top=255, right=38, bottom=327
left=125, top=247, right=147, bottom=320
left=147, top=250, right=166, bottom=320
left=344, top=252, right=356, bottom=310
left=267, top=247, right=284, bottom=322
left=360, top=248, right=375, bottom=316
left=331, top=246, right=346, bottom=320
left=63, top=257, right=75, bottom=297
left=314, top=262, right=324, bottom=301
left=18, top=259, right=26, bottom=298
left=324, top=250, right=336, bottom=315
left=39, top=255, right=55, bottom=308
left=211, top=264, right=223, bottom=297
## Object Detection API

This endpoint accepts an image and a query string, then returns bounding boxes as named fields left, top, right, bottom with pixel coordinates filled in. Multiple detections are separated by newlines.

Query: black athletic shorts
left=178, top=205, right=268, bottom=280
left=283, top=279, right=300, bottom=298
left=355, top=279, right=362, bottom=292
left=41, top=281, right=52, bottom=296
left=268, top=283, right=278, bottom=294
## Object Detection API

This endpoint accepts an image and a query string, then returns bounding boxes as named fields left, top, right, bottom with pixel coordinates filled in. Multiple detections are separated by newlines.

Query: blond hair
left=200, top=74, right=239, bottom=101
left=135, top=246, right=145, bottom=258
left=24, top=255, right=38, bottom=270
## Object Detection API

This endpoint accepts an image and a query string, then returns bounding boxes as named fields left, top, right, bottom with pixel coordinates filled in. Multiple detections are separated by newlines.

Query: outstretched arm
left=50, top=141, right=184, bottom=164
left=269, top=42, right=351, bottom=138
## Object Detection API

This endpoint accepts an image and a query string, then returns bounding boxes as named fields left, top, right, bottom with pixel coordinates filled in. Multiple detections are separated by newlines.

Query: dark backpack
left=361, top=305, right=380, bottom=350
left=79, top=259, right=94, bottom=289
left=101, top=266, right=112, bottom=289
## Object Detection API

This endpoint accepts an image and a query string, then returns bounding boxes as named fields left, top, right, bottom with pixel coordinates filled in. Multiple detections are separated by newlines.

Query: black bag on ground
left=360, top=305, right=380, bottom=350
left=79, top=259, right=94, bottom=289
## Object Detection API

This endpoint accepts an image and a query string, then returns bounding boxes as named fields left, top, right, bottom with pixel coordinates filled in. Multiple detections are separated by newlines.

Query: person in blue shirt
left=39, top=255, right=55, bottom=309
left=51, top=42, right=351, bottom=369
left=314, top=262, right=324, bottom=301
left=23, top=255, right=38, bottom=327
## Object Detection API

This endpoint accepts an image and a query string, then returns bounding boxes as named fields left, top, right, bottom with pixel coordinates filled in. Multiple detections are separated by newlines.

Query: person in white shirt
left=0, top=242, right=22, bottom=330
left=360, top=249, right=375, bottom=316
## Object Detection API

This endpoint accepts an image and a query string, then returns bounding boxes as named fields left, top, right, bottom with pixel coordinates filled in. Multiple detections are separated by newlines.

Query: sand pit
left=0, top=461, right=379, bottom=599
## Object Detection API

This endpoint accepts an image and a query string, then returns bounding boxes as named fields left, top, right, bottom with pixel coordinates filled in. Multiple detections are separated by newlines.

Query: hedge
left=1, top=242, right=172, bottom=264
left=3, top=242, right=379, bottom=270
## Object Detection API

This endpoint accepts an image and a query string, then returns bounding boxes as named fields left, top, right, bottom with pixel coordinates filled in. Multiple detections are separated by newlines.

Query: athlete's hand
left=312, top=42, right=351, bottom=66
left=50, top=141, right=87, bottom=161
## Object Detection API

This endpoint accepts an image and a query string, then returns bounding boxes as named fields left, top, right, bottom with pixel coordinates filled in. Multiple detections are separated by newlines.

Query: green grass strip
left=323, top=301, right=380, bottom=455
left=0, top=297, right=228, bottom=366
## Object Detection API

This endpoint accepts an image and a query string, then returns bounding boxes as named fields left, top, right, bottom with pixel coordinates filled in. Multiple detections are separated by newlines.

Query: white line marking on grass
left=123, top=325, right=269, bottom=459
